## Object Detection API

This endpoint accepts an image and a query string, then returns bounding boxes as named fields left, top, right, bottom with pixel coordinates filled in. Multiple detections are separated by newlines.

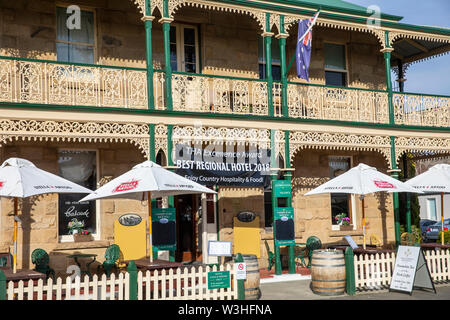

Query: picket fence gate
left=3, top=264, right=237, bottom=300
left=353, top=249, right=450, bottom=291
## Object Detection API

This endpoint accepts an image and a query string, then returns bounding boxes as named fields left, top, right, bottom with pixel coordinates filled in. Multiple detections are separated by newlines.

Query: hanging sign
left=273, top=180, right=292, bottom=198
left=174, top=144, right=271, bottom=187
left=274, top=207, right=295, bottom=246
left=151, top=208, right=177, bottom=251
left=389, top=245, right=436, bottom=295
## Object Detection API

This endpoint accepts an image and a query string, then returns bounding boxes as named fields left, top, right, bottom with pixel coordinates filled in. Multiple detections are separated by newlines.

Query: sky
left=348, top=0, right=450, bottom=96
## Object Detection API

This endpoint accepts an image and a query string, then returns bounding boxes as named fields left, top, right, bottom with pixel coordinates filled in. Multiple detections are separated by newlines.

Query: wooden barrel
left=310, top=249, right=346, bottom=296
left=239, top=254, right=261, bottom=300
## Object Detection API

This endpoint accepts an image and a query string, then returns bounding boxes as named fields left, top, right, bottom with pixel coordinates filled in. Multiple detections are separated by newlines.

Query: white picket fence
left=4, top=264, right=237, bottom=300
left=354, top=249, right=450, bottom=291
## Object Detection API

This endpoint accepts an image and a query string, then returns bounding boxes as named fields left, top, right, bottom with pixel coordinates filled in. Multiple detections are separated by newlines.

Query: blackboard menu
left=152, top=208, right=177, bottom=251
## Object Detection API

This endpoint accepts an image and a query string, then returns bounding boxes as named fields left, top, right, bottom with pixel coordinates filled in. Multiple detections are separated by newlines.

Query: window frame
left=323, top=41, right=349, bottom=87
left=258, top=36, right=281, bottom=81
left=426, top=197, right=438, bottom=221
left=328, top=155, right=356, bottom=230
left=57, top=148, right=100, bottom=243
left=170, top=23, right=200, bottom=74
left=55, top=3, right=98, bottom=64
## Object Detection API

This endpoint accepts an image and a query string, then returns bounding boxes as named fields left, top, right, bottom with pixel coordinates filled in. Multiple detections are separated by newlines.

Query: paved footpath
left=260, top=279, right=450, bottom=300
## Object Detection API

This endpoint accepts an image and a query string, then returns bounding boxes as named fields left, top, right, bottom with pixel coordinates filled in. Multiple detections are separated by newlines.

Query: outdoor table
left=67, top=253, right=97, bottom=278
left=123, top=259, right=183, bottom=272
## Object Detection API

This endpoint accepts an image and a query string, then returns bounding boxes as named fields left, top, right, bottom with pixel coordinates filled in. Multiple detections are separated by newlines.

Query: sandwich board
left=389, top=245, right=436, bottom=295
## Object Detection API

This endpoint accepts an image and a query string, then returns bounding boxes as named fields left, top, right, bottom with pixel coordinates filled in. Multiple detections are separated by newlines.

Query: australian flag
left=296, top=11, right=320, bottom=81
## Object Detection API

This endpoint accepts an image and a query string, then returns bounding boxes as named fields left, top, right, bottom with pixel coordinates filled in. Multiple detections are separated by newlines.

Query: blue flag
left=296, top=11, right=319, bottom=81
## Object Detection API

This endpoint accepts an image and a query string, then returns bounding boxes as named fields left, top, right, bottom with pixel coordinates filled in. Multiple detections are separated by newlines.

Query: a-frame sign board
left=389, top=245, right=436, bottom=295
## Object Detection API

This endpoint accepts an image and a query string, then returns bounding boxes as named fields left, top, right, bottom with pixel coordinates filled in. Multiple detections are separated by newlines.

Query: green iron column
left=263, top=13, right=274, bottom=117
left=383, top=31, right=401, bottom=245
left=390, top=136, right=402, bottom=246
left=284, top=130, right=295, bottom=274
left=382, top=30, right=395, bottom=125
left=144, top=0, right=155, bottom=109
left=161, top=0, right=173, bottom=110
left=167, top=124, right=175, bottom=261
left=277, top=15, right=289, bottom=118
left=271, top=130, right=282, bottom=275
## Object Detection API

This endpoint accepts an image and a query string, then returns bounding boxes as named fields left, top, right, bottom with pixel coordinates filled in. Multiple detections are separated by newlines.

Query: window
left=56, top=6, right=95, bottom=64
left=324, top=43, right=347, bottom=87
left=258, top=36, right=281, bottom=81
left=58, top=150, right=97, bottom=240
left=427, top=198, right=438, bottom=221
left=329, top=156, right=353, bottom=226
left=170, top=24, right=199, bottom=73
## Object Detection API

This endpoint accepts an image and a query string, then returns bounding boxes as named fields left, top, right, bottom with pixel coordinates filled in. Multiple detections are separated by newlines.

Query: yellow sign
left=233, top=216, right=260, bottom=258
left=114, top=214, right=147, bottom=261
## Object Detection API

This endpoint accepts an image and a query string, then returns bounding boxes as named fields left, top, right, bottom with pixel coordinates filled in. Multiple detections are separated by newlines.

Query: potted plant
left=74, top=230, right=93, bottom=242
left=335, top=213, right=353, bottom=231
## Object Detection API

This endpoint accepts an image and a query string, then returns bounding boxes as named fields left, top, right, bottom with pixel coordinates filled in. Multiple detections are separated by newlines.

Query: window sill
left=53, top=240, right=112, bottom=251
left=329, top=230, right=363, bottom=238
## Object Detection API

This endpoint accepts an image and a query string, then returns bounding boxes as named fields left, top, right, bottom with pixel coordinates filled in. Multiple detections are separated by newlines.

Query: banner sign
left=208, top=271, right=231, bottom=290
left=274, top=207, right=295, bottom=246
left=151, top=208, right=176, bottom=251
left=389, top=245, right=436, bottom=295
left=174, top=144, right=271, bottom=187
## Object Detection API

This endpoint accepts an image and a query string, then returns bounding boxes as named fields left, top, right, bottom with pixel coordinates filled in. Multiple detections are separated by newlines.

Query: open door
left=175, top=194, right=199, bottom=262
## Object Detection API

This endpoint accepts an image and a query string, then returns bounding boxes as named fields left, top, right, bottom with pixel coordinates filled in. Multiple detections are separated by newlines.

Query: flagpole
left=148, top=191, right=153, bottom=263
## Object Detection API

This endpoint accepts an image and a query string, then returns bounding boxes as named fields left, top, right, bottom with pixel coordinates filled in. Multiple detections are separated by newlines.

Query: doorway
left=175, top=194, right=201, bottom=262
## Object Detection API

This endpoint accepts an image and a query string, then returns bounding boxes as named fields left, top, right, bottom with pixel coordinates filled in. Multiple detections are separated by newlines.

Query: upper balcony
left=0, top=0, right=449, bottom=129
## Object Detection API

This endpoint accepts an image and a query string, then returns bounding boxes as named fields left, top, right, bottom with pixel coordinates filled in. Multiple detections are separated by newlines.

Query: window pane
left=259, top=64, right=265, bottom=79
left=170, top=26, right=177, bottom=44
left=57, top=43, right=94, bottom=64
left=185, top=63, right=196, bottom=73
left=324, top=43, right=346, bottom=70
left=258, top=36, right=280, bottom=64
left=184, top=45, right=196, bottom=63
left=331, top=193, right=350, bottom=225
left=56, top=7, right=70, bottom=42
left=272, top=65, right=281, bottom=81
left=57, top=7, right=94, bottom=44
left=58, top=150, right=97, bottom=236
left=329, top=156, right=351, bottom=178
left=427, top=199, right=437, bottom=220
left=325, top=71, right=346, bottom=87
left=184, top=28, right=195, bottom=46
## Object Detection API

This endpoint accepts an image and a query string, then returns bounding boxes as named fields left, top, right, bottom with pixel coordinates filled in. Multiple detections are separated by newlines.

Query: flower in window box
left=335, top=213, right=351, bottom=226
left=67, top=218, right=84, bottom=235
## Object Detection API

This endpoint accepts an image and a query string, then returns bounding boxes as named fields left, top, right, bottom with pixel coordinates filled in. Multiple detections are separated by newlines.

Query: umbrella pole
left=362, top=197, right=366, bottom=250
left=442, top=192, right=445, bottom=246
left=13, top=197, right=18, bottom=274
left=148, top=191, right=153, bottom=263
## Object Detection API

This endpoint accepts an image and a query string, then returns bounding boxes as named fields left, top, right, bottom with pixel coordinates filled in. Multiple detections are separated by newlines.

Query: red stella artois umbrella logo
left=112, top=180, right=139, bottom=193
left=373, top=180, right=395, bottom=189
left=0, top=181, right=4, bottom=190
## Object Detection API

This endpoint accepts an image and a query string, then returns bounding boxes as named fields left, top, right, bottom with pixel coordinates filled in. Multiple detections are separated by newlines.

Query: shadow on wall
left=375, top=192, right=389, bottom=245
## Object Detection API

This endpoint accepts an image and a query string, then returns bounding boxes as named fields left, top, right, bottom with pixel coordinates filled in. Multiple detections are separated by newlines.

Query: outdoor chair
left=264, top=240, right=275, bottom=271
left=400, top=232, right=415, bottom=246
left=31, top=248, right=55, bottom=280
left=295, top=236, right=322, bottom=270
left=98, top=244, right=121, bottom=277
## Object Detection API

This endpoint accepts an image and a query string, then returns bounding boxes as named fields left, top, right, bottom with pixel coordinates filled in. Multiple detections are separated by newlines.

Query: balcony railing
left=287, top=82, right=389, bottom=124
left=393, top=92, right=450, bottom=127
left=0, top=57, right=148, bottom=109
left=0, top=56, right=448, bottom=129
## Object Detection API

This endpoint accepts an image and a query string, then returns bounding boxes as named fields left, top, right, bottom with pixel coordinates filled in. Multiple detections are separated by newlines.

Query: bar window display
left=58, top=150, right=97, bottom=240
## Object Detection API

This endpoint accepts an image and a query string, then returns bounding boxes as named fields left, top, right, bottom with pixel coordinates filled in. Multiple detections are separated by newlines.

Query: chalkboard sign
left=389, top=245, right=436, bottom=295
left=274, top=207, right=295, bottom=246
left=151, top=208, right=176, bottom=251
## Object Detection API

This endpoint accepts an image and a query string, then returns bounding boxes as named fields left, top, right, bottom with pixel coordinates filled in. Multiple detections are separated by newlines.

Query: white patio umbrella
left=79, top=160, right=216, bottom=262
left=0, top=158, right=93, bottom=273
left=305, top=163, right=422, bottom=249
left=405, top=164, right=450, bottom=245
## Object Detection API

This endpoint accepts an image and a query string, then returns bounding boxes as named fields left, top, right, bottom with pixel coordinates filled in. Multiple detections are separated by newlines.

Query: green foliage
left=400, top=224, right=422, bottom=243
left=436, top=231, right=450, bottom=244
